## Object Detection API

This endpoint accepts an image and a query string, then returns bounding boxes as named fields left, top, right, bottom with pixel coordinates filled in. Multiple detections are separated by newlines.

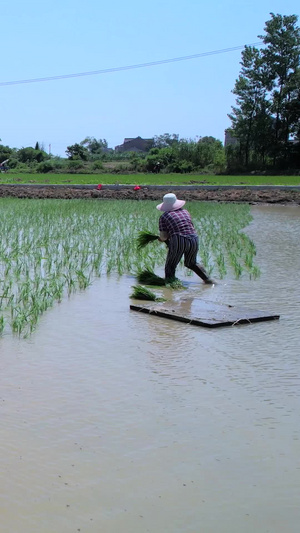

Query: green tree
left=195, top=136, right=225, bottom=168
left=0, top=144, right=14, bottom=164
left=80, top=137, right=108, bottom=156
left=260, top=13, right=300, bottom=164
left=145, top=136, right=225, bottom=173
left=153, top=133, right=179, bottom=148
left=228, top=13, right=300, bottom=171
left=228, top=45, right=271, bottom=168
left=17, top=147, right=48, bottom=163
left=65, top=143, right=89, bottom=160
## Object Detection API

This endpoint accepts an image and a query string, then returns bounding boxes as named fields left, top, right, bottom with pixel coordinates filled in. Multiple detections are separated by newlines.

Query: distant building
left=115, top=136, right=153, bottom=153
left=224, top=129, right=239, bottom=147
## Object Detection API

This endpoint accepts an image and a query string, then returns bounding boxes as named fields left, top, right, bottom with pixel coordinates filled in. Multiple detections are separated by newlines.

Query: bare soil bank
left=0, top=185, right=300, bottom=204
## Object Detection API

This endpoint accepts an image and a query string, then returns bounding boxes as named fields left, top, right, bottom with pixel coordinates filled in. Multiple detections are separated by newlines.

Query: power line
left=0, top=42, right=262, bottom=87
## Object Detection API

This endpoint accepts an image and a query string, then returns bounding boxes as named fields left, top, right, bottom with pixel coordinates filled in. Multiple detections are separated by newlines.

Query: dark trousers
left=165, top=234, right=210, bottom=281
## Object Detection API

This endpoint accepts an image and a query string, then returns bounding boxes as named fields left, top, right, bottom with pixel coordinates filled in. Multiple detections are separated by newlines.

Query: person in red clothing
left=156, top=193, right=214, bottom=284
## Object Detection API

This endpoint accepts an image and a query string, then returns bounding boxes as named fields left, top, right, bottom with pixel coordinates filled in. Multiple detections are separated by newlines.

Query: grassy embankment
left=0, top=173, right=300, bottom=186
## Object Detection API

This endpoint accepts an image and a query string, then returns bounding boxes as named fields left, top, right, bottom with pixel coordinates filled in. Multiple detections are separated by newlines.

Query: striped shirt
left=159, top=209, right=197, bottom=237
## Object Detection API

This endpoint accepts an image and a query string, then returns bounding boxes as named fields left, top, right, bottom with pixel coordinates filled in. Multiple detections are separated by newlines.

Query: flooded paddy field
left=0, top=203, right=299, bottom=533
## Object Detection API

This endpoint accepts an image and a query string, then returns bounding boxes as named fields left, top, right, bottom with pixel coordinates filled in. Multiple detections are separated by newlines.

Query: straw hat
left=156, top=193, right=185, bottom=212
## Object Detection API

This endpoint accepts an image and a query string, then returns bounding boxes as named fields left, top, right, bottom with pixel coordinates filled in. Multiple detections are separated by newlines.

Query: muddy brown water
left=0, top=205, right=299, bottom=533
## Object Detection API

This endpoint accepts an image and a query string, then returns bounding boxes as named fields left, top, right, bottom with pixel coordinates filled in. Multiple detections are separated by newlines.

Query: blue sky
left=1, top=0, right=299, bottom=157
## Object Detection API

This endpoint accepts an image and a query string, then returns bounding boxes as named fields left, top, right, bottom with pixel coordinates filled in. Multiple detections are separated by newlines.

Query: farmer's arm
left=158, top=214, right=169, bottom=242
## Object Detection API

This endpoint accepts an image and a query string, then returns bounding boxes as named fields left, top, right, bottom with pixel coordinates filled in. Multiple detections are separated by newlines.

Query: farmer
left=153, top=161, right=161, bottom=173
left=156, top=193, right=214, bottom=284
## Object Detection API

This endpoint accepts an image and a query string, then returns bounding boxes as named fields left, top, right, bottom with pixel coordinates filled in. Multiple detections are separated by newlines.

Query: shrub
left=37, top=161, right=54, bottom=173
left=145, top=154, right=161, bottom=172
left=17, top=147, right=49, bottom=163
left=178, top=161, right=194, bottom=173
left=6, top=157, right=18, bottom=169
left=12, top=163, right=32, bottom=173
left=129, top=157, right=144, bottom=171
left=166, top=161, right=194, bottom=173
left=92, top=160, right=103, bottom=171
left=67, top=160, right=84, bottom=173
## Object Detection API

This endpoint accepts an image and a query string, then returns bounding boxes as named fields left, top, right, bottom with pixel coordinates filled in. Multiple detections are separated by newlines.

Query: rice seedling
left=250, top=266, right=261, bottom=279
left=245, top=253, right=253, bottom=269
left=136, top=230, right=159, bottom=250
left=136, top=268, right=166, bottom=286
left=216, top=252, right=227, bottom=279
left=136, top=268, right=185, bottom=290
left=130, top=285, right=163, bottom=301
left=165, top=278, right=186, bottom=290
left=0, top=315, right=5, bottom=336
left=76, top=269, right=92, bottom=290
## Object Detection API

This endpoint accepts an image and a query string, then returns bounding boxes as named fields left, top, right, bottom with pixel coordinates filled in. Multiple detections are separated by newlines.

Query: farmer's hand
left=159, top=231, right=169, bottom=242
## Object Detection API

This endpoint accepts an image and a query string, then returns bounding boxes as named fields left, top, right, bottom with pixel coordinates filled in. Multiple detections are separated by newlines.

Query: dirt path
left=0, top=184, right=300, bottom=204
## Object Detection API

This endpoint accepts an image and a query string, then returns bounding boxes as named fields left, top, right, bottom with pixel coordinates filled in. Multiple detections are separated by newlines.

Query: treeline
left=0, top=135, right=226, bottom=175
left=227, top=13, right=300, bottom=172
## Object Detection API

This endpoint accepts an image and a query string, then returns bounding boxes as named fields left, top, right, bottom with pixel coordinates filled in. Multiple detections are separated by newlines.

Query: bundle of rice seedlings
left=130, top=284, right=162, bottom=301
left=165, top=278, right=185, bottom=290
left=137, top=268, right=166, bottom=286
left=136, top=231, right=159, bottom=250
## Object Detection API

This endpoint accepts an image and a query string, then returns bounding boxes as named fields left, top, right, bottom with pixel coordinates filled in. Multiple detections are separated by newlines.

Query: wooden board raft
left=130, top=299, right=280, bottom=328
